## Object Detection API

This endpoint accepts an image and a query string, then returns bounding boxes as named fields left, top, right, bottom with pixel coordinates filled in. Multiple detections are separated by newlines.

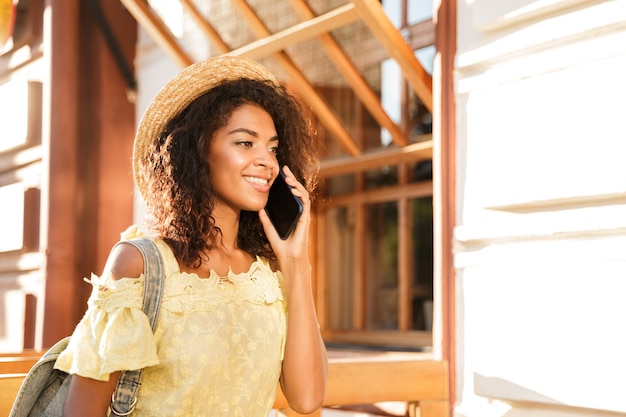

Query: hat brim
left=133, top=56, right=279, bottom=200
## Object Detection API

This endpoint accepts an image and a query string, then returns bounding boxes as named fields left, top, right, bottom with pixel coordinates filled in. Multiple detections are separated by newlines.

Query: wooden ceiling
left=119, top=0, right=433, bottom=174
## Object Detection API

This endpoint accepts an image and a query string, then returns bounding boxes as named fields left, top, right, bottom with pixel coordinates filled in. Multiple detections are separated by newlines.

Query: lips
left=243, top=176, right=272, bottom=195
left=244, top=176, right=269, bottom=186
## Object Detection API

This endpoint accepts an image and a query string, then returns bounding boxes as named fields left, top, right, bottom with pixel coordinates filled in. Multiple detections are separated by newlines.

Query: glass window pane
left=411, top=197, right=433, bottom=330
left=325, top=174, right=356, bottom=196
left=323, top=196, right=434, bottom=335
left=416, top=45, right=436, bottom=75
left=408, top=1, right=433, bottom=25
left=411, top=47, right=435, bottom=141
left=382, top=0, right=402, bottom=28
left=409, top=97, right=432, bottom=139
left=383, top=47, right=435, bottom=145
left=365, top=202, right=398, bottom=330
left=365, top=166, right=398, bottom=190
left=410, top=160, right=433, bottom=182
left=325, top=206, right=355, bottom=330
left=381, top=58, right=402, bottom=146
left=383, top=0, right=433, bottom=28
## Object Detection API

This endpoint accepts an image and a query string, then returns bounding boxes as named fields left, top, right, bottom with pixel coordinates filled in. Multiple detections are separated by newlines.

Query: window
left=315, top=1, right=435, bottom=350
left=320, top=166, right=433, bottom=349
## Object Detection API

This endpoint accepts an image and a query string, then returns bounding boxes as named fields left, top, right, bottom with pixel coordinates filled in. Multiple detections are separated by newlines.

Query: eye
left=236, top=140, right=254, bottom=148
left=269, top=145, right=279, bottom=154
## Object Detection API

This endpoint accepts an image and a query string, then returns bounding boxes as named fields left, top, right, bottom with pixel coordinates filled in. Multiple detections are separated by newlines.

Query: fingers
left=258, top=206, right=280, bottom=241
left=281, top=166, right=310, bottom=207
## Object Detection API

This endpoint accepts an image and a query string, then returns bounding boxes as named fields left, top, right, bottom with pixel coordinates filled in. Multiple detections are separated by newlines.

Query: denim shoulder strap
left=109, top=237, right=165, bottom=416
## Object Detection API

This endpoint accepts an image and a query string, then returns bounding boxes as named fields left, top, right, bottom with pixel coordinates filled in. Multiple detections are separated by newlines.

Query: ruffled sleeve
left=54, top=271, right=160, bottom=381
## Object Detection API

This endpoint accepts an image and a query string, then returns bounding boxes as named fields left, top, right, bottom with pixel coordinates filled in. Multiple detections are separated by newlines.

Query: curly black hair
left=142, top=78, right=318, bottom=268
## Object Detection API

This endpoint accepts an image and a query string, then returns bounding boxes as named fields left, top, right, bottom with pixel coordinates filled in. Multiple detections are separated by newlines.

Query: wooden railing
left=0, top=351, right=41, bottom=416
left=1, top=352, right=449, bottom=417
left=275, top=355, right=449, bottom=417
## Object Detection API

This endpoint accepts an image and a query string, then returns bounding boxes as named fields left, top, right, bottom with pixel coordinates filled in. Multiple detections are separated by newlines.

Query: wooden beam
left=320, top=181, right=433, bottom=208
left=179, top=0, right=229, bottom=54
left=324, top=360, right=448, bottom=405
left=315, top=209, right=327, bottom=329
left=351, top=0, right=433, bottom=111
left=273, top=359, right=448, bottom=408
left=319, top=139, right=432, bottom=178
left=398, top=192, right=413, bottom=331
left=228, top=3, right=359, bottom=59
left=230, top=0, right=361, bottom=156
left=0, top=357, right=39, bottom=374
left=323, top=329, right=433, bottom=349
left=0, top=374, right=28, bottom=417
left=44, top=0, right=82, bottom=348
left=1, top=358, right=448, bottom=417
left=279, top=53, right=361, bottom=156
left=420, top=400, right=450, bottom=417
left=436, top=0, right=458, bottom=414
left=287, top=0, right=409, bottom=147
left=354, top=200, right=366, bottom=329
left=119, top=0, right=193, bottom=67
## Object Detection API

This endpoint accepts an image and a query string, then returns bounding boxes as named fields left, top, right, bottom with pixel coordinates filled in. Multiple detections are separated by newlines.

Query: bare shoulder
left=102, top=242, right=145, bottom=281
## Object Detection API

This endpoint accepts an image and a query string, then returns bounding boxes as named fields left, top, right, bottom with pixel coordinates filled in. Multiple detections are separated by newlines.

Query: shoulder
left=102, top=241, right=146, bottom=281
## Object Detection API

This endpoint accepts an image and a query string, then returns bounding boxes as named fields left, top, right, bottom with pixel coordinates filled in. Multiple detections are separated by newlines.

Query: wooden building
left=1, top=0, right=454, bottom=415
left=3, top=0, right=623, bottom=417
left=1, top=0, right=138, bottom=349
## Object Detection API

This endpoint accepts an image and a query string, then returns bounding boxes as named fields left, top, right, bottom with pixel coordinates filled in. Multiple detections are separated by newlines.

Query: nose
left=254, top=148, right=276, bottom=170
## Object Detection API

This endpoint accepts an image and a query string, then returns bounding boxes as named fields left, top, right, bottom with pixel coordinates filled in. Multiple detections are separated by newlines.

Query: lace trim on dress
left=162, top=257, right=285, bottom=314
left=84, top=273, right=145, bottom=312
left=83, top=257, right=285, bottom=315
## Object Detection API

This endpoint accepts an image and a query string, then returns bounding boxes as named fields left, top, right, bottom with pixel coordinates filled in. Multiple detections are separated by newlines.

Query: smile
left=244, top=176, right=269, bottom=186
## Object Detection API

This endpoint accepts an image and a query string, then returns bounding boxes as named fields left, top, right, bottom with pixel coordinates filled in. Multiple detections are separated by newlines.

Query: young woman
left=54, top=56, right=328, bottom=417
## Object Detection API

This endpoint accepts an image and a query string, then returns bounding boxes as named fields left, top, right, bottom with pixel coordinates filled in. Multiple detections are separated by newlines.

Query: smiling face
left=208, top=103, right=280, bottom=216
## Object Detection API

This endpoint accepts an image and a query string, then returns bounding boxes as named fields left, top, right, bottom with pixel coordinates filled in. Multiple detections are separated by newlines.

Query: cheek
left=209, top=148, right=246, bottom=171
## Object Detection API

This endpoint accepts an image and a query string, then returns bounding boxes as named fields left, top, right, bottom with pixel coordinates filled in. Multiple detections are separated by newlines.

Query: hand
left=258, top=165, right=311, bottom=265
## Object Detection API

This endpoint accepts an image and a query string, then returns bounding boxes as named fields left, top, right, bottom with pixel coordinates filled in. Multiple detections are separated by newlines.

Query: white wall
left=454, top=1, right=626, bottom=416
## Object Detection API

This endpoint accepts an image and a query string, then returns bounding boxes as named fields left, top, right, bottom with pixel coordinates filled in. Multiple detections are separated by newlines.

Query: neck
left=210, top=207, right=240, bottom=252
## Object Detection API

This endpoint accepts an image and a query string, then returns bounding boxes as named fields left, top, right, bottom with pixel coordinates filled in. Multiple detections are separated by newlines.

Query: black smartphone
left=265, top=169, right=303, bottom=240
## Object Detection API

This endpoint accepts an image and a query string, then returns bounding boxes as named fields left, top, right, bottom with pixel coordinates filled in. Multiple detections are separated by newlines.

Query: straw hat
left=133, top=55, right=279, bottom=200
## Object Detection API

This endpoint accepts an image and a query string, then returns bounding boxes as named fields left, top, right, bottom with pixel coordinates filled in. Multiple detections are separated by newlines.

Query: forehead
left=224, top=104, right=276, bottom=128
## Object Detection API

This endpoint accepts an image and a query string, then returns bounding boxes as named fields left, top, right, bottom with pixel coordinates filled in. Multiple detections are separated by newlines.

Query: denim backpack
left=9, top=237, right=165, bottom=417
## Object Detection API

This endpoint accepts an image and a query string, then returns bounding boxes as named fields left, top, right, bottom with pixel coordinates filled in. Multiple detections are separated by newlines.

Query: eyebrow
left=228, top=127, right=258, bottom=137
left=228, top=128, right=279, bottom=142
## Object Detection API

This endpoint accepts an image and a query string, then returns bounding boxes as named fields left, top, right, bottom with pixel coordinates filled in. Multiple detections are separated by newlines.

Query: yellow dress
left=55, top=228, right=287, bottom=417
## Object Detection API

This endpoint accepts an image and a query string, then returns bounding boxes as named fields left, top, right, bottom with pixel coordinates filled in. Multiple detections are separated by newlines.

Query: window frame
left=316, top=167, right=433, bottom=350
left=314, top=2, right=436, bottom=351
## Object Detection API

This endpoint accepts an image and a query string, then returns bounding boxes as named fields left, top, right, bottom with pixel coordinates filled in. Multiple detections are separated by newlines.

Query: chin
left=243, top=203, right=266, bottom=213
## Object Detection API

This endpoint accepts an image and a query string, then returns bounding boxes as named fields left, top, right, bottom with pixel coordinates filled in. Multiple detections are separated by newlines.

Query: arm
left=62, top=373, right=120, bottom=417
left=277, top=260, right=328, bottom=414
left=62, top=242, right=145, bottom=417
left=259, top=166, right=328, bottom=414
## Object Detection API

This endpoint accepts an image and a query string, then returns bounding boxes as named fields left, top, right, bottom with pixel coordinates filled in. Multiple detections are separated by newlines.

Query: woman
left=55, top=56, right=328, bottom=416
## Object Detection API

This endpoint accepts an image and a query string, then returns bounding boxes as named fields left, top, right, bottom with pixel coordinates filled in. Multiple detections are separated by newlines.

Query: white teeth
left=245, top=176, right=268, bottom=185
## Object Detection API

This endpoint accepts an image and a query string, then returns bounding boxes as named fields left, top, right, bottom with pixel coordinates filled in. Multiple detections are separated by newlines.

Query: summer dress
left=55, top=227, right=287, bottom=417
